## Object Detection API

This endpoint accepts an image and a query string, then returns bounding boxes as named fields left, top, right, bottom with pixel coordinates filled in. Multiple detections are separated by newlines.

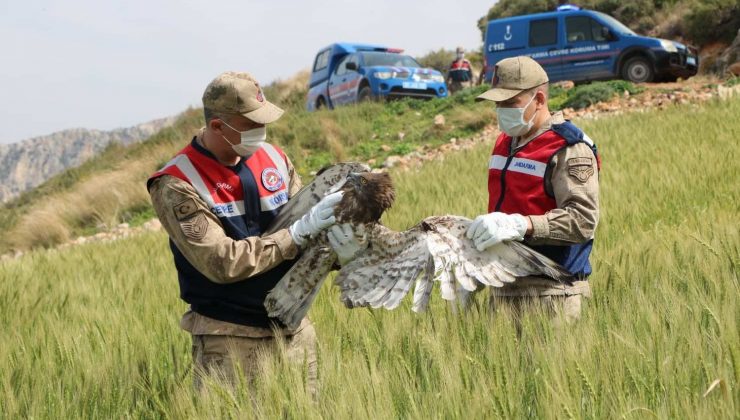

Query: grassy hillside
left=0, top=77, right=675, bottom=255
left=0, top=97, right=737, bottom=418
left=0, top=86, right=495, bottom=254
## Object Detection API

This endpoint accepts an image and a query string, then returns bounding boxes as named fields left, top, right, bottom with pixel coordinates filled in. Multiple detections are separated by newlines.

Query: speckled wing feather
left=264, top=235, right=336, bottom=329
left=335, top=223, right=430, bottom=311
left=336, top=215, right=574, bottom=312
left=263, top=162, right=371, bottom=235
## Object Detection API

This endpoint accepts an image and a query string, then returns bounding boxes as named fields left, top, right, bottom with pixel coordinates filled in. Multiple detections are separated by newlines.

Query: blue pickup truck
left=482, top=5, right=698, bottom=83
left=306, top=43, right=448, bottom=111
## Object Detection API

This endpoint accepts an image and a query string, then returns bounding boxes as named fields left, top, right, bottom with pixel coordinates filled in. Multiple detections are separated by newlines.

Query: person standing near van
left=147, top=71, right=343, bottom=392
left=467, top=56, right=600, bottom=323
left=447, top=46, right=473, bottom=94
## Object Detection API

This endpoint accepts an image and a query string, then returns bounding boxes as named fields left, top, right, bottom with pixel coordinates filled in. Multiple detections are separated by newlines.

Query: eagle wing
left=263, top=162, right=370, bottom=329
left=264, top=234, right=337, bottom=329
left=265, top=214, right=574, bottom=328
left=263, top=162, right=371, bottom=235
left=336, top=215, right=574, bottom=312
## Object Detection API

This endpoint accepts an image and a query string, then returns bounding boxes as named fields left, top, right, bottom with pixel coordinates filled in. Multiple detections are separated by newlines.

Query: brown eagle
left=264, top=163, right=574, bottom=329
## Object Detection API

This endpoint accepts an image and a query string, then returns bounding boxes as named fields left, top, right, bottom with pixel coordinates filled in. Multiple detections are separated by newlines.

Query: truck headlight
left=430, top=74, right=445, bottom=83
left=374, top=71, right=393, bottom=79
left=660, top=39, right=678, bottom=53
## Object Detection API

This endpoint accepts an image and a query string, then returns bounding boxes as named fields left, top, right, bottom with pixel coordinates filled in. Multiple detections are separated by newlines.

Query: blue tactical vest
left=148, top=138, right=295, bottom=327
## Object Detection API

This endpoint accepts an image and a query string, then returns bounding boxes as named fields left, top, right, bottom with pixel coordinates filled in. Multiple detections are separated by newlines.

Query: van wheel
left=358, top=86, right=372, bottom=102
left=622, top=57, right=654, bottom=83
left=316, top=97, right=326, bottom=109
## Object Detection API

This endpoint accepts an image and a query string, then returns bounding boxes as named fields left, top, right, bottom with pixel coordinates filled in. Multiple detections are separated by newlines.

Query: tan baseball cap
left=476, top=56, right=549, bottom=102
left=202, top=71, right=284, bottom=124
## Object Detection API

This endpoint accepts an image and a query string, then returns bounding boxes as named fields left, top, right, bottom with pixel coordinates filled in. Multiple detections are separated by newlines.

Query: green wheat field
left=1, top=98, right=738, bottom=418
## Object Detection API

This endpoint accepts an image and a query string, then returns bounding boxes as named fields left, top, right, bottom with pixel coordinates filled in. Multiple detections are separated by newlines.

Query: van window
left=335, top=55, right=350, bottom=76
left=566, top=16, right=608, bottom=42
left=594, top=11, right=636, bottom=35
left=347, top=54, right=359, bottom=71
left=313, top=49, right=331, bottom=72
left=529, top=19, right=558, bottom=47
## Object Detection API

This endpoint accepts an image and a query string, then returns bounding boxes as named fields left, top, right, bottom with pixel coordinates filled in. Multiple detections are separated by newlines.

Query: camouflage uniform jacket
left=149, top=133, right=308, bottom=336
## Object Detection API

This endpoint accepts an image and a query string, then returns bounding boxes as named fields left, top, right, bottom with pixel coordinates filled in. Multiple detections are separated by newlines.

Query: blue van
left=482, top=5, right=698, bottom=83
left=306, top=43, right=447, bottom=111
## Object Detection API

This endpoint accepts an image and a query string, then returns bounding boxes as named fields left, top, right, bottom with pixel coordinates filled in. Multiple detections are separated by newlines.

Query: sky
left=0, top=0, right=496, bottom=144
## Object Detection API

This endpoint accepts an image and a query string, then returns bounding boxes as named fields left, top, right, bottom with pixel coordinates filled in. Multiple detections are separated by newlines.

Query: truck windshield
left=594, top=12, right=637, bottom=35
left=361, top=52, right=421, bottom=68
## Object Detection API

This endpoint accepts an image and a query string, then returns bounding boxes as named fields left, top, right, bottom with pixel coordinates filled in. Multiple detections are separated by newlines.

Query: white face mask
left=220, top=120, right=266, bottom=156
left=496, top=93, right=538, bottom=137
left=456, top=53, right=464, bottom=60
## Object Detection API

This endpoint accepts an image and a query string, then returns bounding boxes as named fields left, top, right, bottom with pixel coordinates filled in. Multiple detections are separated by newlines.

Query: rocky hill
left=0, top=117, right=175, bottom=203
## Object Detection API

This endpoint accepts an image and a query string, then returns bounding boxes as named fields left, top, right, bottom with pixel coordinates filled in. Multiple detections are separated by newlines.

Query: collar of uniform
left=192, top=130, right=245, bottom=169
left=191, top=135, right=217, bottom=160
left=511, top=111, right=566, bottom=152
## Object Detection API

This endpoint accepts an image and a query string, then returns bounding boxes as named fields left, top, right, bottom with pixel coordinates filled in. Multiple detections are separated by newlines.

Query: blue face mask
left=496, top=93, right=537, bottom=137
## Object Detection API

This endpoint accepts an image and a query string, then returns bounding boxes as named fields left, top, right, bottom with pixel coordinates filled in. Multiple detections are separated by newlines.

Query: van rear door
left=485, top=18, right=528, bottom=81
left=562, top=14, right=618, bottom=80
left=526, top=17, right=564, bottom=81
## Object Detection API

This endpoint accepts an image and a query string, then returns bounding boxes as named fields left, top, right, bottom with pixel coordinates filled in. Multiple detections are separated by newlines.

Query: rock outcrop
left=0, top=117, right=175, bottom=203
left=707, top=29, right=740, bottom=77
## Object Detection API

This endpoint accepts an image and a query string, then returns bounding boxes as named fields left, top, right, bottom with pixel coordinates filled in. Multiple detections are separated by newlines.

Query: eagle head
left=336, top=172, right=395, bottom=224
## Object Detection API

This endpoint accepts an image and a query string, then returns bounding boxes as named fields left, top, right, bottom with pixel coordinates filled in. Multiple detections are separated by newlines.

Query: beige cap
left=456, top=46, right=465, bottom=53
left=202, top=71, right=284, bottom=124
left=476, top=56, right=549, bottom=102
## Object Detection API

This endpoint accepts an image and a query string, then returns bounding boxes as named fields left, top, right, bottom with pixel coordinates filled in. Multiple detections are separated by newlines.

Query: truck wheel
left=316, top=97, right=326, bottom=109
left=622, top=56, right=654, bottom=83
left=358, top=86, right=372, bottom=102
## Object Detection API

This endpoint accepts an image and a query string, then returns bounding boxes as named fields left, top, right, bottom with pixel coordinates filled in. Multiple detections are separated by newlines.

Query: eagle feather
left=264, top=163, right=574, bottom=329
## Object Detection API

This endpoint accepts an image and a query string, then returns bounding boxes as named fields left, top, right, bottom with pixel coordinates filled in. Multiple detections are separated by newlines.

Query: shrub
left=560, top=82, right=616, bottom=109
left=684, top=0, right=740, bottom=44
left=416, top=48, right=455, bottom=74
left=611, top=0, right=657, bottom=33
left=391, top=143, right=415, bottom=155
left=547, top=80, right=641, bottom=111
left=602, top=80, right=644, bottom=95
left=548, top=86, right=570, bottom=111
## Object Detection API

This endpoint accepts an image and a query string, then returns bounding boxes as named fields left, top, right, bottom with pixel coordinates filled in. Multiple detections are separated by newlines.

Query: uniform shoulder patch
left=180, top=213, right=208, bottom=241
left=173, top=197, right=199, bottom=221
left=567, top=157, right=594, bottom=183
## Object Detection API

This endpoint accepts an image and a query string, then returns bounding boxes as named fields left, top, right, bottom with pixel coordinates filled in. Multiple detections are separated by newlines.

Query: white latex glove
left=327, top=223, right=367, bottom=265
left=289, top=191, right=344, bottom=247
left=466, top=212, right=528, bottom=251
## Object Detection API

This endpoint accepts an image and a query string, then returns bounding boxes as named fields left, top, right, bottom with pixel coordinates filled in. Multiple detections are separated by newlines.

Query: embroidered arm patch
left=567, top=157, right=594, bottom=183
left=174, top=198, right=198, bottom=221
left=173, top=197, right=208, bottom=240
left=181, top=215, right=208, bottom=240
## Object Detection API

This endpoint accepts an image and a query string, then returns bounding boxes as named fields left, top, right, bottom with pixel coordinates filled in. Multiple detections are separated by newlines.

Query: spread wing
left=264, top=234, right=337, bottom=329
left=336, top=215, right=574, bottom=312
left=263, top=162, right=371, bottom=235
left=265, top=215, right=574, bottom=328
